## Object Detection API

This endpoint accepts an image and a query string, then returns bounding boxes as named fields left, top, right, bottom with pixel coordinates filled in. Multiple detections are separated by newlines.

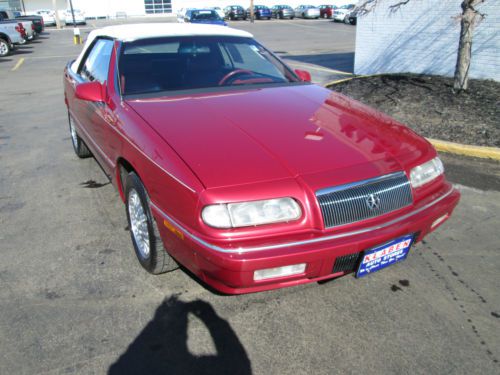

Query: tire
left=0, top=38, right=11, bottom=57
left=125, top=172, right=178, bottom=274
left=291, top=16, right=294, bottom=19
left=68, top=113, right=92, bottom=158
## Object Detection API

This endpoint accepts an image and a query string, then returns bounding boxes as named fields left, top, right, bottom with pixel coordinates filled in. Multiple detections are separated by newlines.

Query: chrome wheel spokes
left=128, top=189, right=150, bottom=259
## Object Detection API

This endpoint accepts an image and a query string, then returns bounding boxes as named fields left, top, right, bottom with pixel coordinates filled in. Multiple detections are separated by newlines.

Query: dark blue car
left=184, top=9, right=227, bottom=26
left=246, top=5, right=272, bottom=20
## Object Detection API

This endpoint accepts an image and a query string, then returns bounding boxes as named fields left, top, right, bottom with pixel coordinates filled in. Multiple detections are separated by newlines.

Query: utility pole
left=68, top=0, right=76, bottom=27
left=250, top=0, right=254, bottom=23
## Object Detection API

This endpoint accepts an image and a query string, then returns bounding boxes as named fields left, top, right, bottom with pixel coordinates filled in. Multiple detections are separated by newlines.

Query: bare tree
left=357, top=0, right=487, bottom=92
left=454, top=0, right=485, bottom=91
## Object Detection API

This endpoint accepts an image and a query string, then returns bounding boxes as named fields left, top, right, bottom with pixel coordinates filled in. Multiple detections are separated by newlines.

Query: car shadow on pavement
left=108, top=296, right=252, bottom=375
left=11, top=48, right=33, bottom=55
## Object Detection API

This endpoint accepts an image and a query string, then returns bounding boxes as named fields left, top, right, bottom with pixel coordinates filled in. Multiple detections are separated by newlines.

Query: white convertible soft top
left=71, top=23, right=254, bottom=72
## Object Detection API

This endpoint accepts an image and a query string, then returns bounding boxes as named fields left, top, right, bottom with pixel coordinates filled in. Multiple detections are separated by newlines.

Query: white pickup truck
left=0, top=22, right=24, bottom=56
left=0, top=10, right=35, bottom=42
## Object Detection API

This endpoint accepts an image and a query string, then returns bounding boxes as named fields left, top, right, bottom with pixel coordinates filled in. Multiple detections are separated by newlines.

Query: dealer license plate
left=356, top=234, right=414, bottom=278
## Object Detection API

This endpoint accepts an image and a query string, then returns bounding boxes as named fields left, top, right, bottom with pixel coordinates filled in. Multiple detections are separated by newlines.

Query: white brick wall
left=354, top=0, right=500, bottom=81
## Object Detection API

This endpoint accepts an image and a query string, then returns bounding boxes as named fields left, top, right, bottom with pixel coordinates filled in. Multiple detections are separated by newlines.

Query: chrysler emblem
left=366, top=194, right=381, bottom=210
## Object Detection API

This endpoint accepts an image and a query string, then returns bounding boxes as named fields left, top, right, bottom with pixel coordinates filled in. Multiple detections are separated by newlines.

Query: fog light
left=431, top=213, right=449, bottom=229
left=254, top=264, right=306, bottom=281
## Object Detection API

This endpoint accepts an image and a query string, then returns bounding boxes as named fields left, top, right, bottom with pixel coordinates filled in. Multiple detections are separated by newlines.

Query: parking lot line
left=11, top=58, right=24, bottom=71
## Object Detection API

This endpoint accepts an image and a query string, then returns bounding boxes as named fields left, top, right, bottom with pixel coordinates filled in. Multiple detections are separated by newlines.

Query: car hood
left=127, top=84, right=431, bottom=189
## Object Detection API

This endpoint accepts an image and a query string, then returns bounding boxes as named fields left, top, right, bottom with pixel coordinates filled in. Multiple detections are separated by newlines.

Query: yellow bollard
left=73, top=28, right=82, bottom=44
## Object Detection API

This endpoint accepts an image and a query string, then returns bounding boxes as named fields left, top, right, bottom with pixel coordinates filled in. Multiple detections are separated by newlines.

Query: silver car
left=272, top=5, right=295, bottom=19
left=294, top=5, right=320, bottom=19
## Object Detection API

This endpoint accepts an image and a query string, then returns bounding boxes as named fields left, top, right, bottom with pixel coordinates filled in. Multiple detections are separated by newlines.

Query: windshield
left=190, top=10, right=222, bottom=21
left=119, top=36, right=300, bottom=96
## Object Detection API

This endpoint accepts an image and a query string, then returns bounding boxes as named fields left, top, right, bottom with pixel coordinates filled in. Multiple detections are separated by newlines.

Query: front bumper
left=152, top=185, right=460, bottom=294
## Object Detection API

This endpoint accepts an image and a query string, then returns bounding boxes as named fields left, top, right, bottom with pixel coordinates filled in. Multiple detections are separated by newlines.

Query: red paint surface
left=64, top=40, right=460, bottom=294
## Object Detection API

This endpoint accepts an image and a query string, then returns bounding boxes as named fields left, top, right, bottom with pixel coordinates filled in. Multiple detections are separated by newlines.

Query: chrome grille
left=316, top=172, right=413, bottom=228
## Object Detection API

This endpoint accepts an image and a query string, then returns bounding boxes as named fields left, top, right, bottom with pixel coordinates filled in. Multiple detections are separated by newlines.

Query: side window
left=80, top=39, right=114, bottom=83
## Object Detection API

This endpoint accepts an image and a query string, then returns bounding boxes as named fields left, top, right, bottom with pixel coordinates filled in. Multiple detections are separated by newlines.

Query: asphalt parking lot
left=1, top=19, right=499, bottom=375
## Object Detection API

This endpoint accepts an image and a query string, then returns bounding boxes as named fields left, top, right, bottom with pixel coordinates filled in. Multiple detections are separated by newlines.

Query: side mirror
left=75, top=81, right=105, bottom=102
left=295, top=69, right=312, bottom=82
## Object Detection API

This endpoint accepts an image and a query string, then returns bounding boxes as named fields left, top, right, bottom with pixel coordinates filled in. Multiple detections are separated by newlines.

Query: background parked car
left=176, top=8, right=192, bottom=22
left=16, top=15, right=45, bottom=34
left=211, top=7, right=225, bottom=19
left=346, top=8, right=358, bottom=25
left=0, top=21, right=25, bottom=56
left=294, top=5, right=320, bottom=19
left=32, top=9, right=56, bottom=26
left=271, top=5, right=294, bottom=19
left=319, top=5, right=336, bottom=19
left=224, top=5, right=246, bottom=20
left=63, top=9, right=86, bottom=25
left=0, top=10, right=38, bottom=39
left=247, top=5, right=272, bottom=20
left=333, top=4, right=355, bottom=22
left=183, top=9, right=227, bottom=26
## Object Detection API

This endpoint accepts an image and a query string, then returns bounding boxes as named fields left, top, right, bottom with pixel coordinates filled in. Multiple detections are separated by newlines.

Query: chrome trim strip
left=150, top=187, right=455, bottom=254
left=316, top=171, right=406, bottom=196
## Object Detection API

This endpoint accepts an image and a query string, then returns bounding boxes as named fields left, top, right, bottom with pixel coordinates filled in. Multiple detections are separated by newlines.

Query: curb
left=427, top=138, right=500, bottom=161
left=324, top=77, right=500, bottom=161
left=324, top=74, right=375, bottom=87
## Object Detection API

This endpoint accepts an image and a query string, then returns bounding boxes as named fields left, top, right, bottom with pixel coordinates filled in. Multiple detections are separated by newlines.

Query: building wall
left=71, top=0, right=146, bottom=18
left=18, top=0, right=72, bottom=13
left=354, top=0, right=499, bottom=81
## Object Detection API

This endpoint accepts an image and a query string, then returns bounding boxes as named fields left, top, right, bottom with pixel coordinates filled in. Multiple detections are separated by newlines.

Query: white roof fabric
left=71, top=23, right=254, bottom=72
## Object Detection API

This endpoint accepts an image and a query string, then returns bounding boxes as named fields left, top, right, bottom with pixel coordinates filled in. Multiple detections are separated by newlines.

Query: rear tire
left=125, top=172, right=178, bottom=274
left=0, top=38, right=10, bottom=57
left=68, top=113, right=92, bottom=158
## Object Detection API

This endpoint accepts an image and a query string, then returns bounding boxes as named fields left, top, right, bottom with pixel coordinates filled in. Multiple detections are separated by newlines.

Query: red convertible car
left=64, top=24, right=460, bottom=294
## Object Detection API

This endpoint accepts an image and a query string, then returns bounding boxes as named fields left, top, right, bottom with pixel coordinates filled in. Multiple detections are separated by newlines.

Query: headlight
left=410, top=157, right=444, bottom=188
left=202, top=198, right=302, bottom=228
